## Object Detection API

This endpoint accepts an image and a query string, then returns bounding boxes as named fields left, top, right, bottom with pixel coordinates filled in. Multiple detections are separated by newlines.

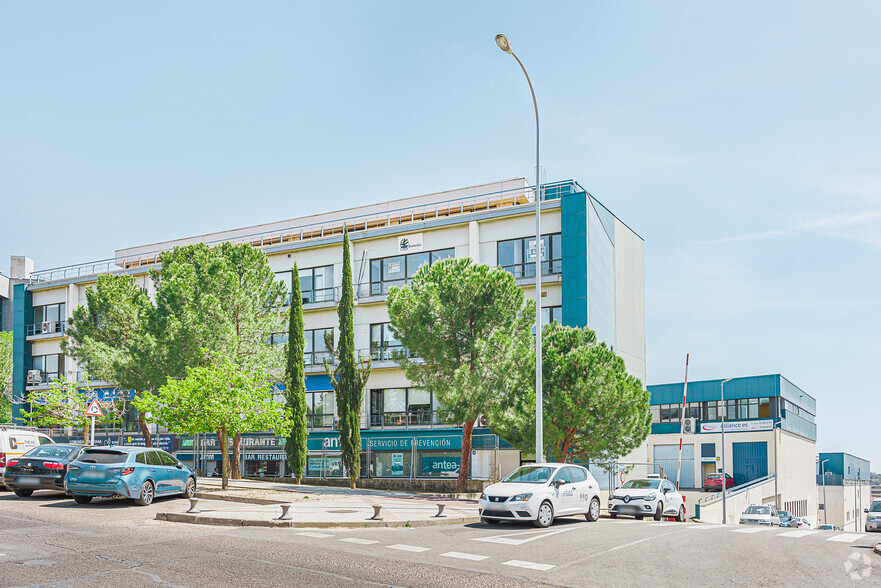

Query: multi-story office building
left=646, top=374, right=819, bottom=524
left=817, top=452, right=872, bottom=531
left=11, top=178, right=646, bottom=480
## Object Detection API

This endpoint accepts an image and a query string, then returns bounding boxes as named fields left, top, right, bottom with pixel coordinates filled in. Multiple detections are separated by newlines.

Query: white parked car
left=739, top=504, right=781, bottom=526
left=791, top=517, right=812, bottom=529
left=865, top=501, right=881, bottom=532
left=478, top=463, right=602, bottom=528
left=608, top=475, right=686, bottom=521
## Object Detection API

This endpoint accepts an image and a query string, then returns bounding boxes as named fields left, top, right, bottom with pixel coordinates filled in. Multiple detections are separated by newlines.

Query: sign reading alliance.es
left=700, top=419, right=774, bottom=434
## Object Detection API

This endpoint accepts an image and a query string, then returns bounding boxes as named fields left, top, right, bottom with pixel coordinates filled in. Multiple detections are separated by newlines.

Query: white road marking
left=827, top=534, right=865, bottom=543
left=777, top=530, right=818, bottom=538
left=502, top=560, right=555, bottom=571
left=338, top=538, right=379, bottom=545
left=472, top=526, right=576, bottom=545
left=688, top=524, right=723, bottom=529
left=732, top=527, right=771, bottom=534
left=650, top=522, right=696, bottom=527
left=296, top=532, right=334, bottom=538
left=605, top=519, right=642, bottom=524
left=387, top=544, right=431, bottom=553
left=440, top=551, right=490, bottom=561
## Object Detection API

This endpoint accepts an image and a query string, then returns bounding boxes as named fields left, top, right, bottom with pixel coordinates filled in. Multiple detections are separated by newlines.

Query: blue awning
left=276, top=374, right=333, bottom=393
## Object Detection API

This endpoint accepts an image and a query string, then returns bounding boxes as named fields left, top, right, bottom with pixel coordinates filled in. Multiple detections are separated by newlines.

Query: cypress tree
left=325, top=228, right=370, bottom=489
left=284, top=264, right=308, bottom=483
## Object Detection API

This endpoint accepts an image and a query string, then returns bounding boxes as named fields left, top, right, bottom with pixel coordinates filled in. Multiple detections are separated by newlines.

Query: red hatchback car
left=703, top=473, right=734, bottom=491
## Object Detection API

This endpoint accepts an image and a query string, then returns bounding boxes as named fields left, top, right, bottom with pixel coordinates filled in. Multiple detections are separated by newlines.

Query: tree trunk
left=137, top=409, right=153, bottom=447
left=218, top=427, right=229, bottom=491
left=456, top=418, right=476, bottom=493
left=559, top=428, right=576, bottom=463
left=231, top=433, right=242, bottom=479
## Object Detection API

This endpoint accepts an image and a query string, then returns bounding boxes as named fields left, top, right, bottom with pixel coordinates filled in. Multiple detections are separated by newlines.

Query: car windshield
left=503, top=466, right=553, bottom=484
left=78, top=450, right=128, bottom=464
left=23, top=445, right=79, bottom=459
left=870, top=502, right=881, bottom=513
left=744, top=506, right=771, bottom=515
left=778, top=511, right=791, bottom=518
left=621, top=479, right=661, bottom=489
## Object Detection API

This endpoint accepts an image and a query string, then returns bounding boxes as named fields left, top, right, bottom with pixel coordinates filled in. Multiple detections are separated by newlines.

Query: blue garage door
left=652, top=444, right=694, bottom=489
left=732, top=441, right=768, bottom=486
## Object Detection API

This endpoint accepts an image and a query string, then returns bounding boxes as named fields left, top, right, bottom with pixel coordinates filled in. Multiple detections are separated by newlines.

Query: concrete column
left=468, top=221, right=479, bottom=263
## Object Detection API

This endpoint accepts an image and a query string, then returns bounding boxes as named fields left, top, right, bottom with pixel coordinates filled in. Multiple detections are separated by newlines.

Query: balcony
left=369, top=410, right=444, bottom=429
left=499, top=259, right=562, bottom=280
left=25, top=370, right=62, bottom=389
left=26, top=321, right=66, bottom=339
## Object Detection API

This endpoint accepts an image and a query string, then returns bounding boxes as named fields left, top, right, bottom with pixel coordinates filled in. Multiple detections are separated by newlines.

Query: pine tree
left=325, top=228, right=371, bottom=489
left=284, top=264, right=308, bottom=483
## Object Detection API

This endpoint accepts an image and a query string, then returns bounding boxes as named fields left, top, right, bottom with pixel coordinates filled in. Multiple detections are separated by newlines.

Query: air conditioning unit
left=476, top=415, right=489, bottom=428
left=683, top=417, right=698, bottom=435
left=45, top=322, right=56, bottom=334
left=27, top=370, right=43, bottom=385
left=41, top=321, right=50, bottom=334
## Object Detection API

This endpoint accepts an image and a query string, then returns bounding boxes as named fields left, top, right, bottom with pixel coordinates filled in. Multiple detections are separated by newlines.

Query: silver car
left=739, top=504, right=780, bottom=526
left=865, top=501, right=881, bottom=532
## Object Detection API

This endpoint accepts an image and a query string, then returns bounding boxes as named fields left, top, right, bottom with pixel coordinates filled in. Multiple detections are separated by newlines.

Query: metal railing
left=499, top=259, right=562, bottom=279
left=698, top=473, right=776, bottom=506
left=26, top=321, right=66, bottom=337
left=369, top=410, right=441, bottom=428
left=30, top=182, right=561, bottom=283
left=365, top=345, right=417, bottom=362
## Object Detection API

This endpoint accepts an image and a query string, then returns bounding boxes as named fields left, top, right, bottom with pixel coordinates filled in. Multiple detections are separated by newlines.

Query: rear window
left=23, top=445, right=80, bottom=459
left=744, top=506, right=770, bottom=515
left=78, top=450, right=129, bottom=464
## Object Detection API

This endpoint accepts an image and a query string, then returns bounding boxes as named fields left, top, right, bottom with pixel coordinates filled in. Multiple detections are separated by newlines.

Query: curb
left=875, top=543, right=881, bottom=557
left=156, top=512, right=480, bottom=528
left=193, top=491, right=291, bottom=506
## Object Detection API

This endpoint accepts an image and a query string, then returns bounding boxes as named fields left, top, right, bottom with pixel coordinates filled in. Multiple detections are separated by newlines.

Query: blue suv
left=65, top=446, right=196, bottom=506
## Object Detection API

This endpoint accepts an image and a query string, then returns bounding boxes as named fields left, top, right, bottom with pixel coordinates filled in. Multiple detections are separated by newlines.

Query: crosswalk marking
left=440, top=551, right=490, bottom=561
left=472, top=527, right=576, bottom=546
left=338, top=538, right=379, bottom=545
left=689, top=524, right=722, bottom=530
left=827, top=534, right=865, bottom=543
left=502, top=560, right=555, bottom=571
left=777, top=530, right=817, bottom=538
left=387, top=544, right=431, bottom=553
left=296, top=532, right=334, bottom=538
left=732, top=527, right=771, bottom=534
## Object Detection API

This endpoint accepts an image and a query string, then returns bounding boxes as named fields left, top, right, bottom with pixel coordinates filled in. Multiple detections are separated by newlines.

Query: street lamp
left=495, top=33, right=544, bottom=463
left=720, top=377, right=733, bottom=524
left=820, top=458, right=829, bottom=526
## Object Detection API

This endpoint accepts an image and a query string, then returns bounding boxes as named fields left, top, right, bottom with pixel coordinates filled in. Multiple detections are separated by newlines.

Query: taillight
left=6, top=458, right=18, bottom=467
left=68, top=464, right=81, bottom=471
left=112, top=467, right=136, bottom=475
left=0, top=452, right=6, bottom=467
left=43, top=461, right=64, bottom=470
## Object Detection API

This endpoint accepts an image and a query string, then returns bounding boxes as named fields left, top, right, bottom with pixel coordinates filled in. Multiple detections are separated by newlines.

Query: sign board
left=307, top=432, right=461, bottom=452
left=84, top=399, right=104, bottom=417
left=700, top=419, right=774, bottom=434
left=68, top=434, right=176, bottom=453
left=421, top=456, right=459, bottom=475
left=525, top=238, right=547, bottom=262
left=391, top=453, right=404, bottom=476
left=398, top=233, right=423, bottom=253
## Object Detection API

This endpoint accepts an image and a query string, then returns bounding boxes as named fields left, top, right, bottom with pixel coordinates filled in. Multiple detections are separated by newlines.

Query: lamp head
left=495, top=34, right=512, bottom=54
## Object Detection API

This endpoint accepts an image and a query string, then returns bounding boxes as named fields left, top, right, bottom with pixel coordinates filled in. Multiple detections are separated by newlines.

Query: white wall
left=613, top=218, right=646, bottom=383
left=819, top=482, right=873, bottom=531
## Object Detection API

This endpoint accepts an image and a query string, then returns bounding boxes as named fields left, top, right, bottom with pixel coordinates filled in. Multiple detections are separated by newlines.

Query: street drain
left=327, top=509, right=358, bottom=514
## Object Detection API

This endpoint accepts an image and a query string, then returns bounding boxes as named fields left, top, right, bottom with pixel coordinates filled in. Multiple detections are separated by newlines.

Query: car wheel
left=74, top=495, right=92, bottom=504
left=185, top=477, right=196, bottom=498
left=481, top=517, right=500, bottom=525
left=653, top=503, right=663, bottom=521
left=14, top=488, right=34, bottom=497
left=676, top=505, right=686, bottom=522
left=532, top=501, right=554, bottom=528
left=585, top=497, right=601, bottom=522
left=136, top=481, right=155, bottom=506
left=609, top=512, right=617, bottom=519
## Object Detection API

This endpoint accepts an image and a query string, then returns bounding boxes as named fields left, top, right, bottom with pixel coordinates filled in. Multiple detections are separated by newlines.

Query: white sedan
left=608, top=476, right=686, bottom=521
left=478, top=463, right=602, bottom=528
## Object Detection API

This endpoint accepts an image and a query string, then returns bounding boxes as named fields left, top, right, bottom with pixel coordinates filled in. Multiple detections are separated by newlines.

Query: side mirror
left=176, top=463, right=184, bottom=469
left=554, top=479, right=564, bottom=489
left=865, top=508, right=869, bottom=513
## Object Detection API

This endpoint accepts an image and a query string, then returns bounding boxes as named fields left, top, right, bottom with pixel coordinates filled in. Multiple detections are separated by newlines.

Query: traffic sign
left=619, top=471, right=626, bottom=484
left=85, top=399, right=104, bottom=417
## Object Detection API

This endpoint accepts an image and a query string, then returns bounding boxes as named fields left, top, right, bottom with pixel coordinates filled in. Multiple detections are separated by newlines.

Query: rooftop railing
left=30, top=180, right=581, bottom=284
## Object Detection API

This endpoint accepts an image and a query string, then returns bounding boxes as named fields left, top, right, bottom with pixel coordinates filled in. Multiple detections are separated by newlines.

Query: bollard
left=186, top=498, right=201, bottom=514
left=277, top=503, right=293, bottom=520
left=434, top=503, right=446, bottom=518
left=368, top=505, right=383, bottom=521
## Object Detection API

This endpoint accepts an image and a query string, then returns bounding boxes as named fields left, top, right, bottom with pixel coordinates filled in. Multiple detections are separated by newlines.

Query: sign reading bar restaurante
left=699, top=419, right=775, bottom=434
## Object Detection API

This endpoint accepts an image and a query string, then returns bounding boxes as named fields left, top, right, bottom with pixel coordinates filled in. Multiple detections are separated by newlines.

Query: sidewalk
left=155, top=477, right=481, bottom=528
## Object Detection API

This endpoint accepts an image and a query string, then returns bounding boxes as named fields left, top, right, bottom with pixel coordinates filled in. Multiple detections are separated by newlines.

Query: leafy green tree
left=324, top=228, right=371, bottom=489
left=135, top=353, right=289, bottom=490
left=493, top=322, right=651, bottom=463
left=284, top=264, right=308, bottom=483
left=21, top=376, right=126, bottom=442
left=386, top=258, right=534, bottom=492
left=63, top=274, right=157, bottom=444
left=0, top=331, right=12, bottom=422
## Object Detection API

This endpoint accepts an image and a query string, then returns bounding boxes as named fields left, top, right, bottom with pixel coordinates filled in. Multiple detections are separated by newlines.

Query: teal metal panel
left=732, top=441, right=768, bottom=486
left=11, top=284, right=32, bottom=423
left=561, top=190, right=588, bottom=328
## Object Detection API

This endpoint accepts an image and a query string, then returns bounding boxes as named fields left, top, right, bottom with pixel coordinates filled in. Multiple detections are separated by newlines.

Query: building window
left=31, top=354, right=64, bottom=384
left=28, top=303, right=66, bottom=336
left=307, top=391, right=334, bottom=428
left=370, top=388, right=437, bottom=428
left=541, top=306, right=562, bottom=326
left=305, top=328, right=333, bottom=365
left=275, top=265, right=336, bottom=305
left=497, top=234, right=562, bottom=278
left=369, top=249, right=454, bottom=296
left=370, top=323, right=408, bottom=361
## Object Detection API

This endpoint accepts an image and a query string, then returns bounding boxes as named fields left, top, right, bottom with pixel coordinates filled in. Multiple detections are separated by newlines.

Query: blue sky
left=2, top=2, right=879, bottom=468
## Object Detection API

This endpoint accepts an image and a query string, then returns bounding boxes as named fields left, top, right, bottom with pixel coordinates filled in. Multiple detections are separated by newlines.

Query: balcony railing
left=305, top=351, right=334, bottom=366
left=370, top=410, right=443, bottom=428
left=308, top=413, right=335, bottom=429
left=26, top=321, right=66, bottom=337
left=26, top=370, right=61, bottom=386
left=367, top=345, right=416, bottom=362
left=499, top=259, right=562, bottom=279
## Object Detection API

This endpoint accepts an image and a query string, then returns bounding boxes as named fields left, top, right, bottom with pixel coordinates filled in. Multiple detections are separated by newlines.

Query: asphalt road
left=1, top=489, right=878, bottom=587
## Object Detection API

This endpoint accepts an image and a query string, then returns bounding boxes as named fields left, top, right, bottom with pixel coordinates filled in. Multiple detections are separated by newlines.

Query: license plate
left=82, top=470, right=104, bottom=479
left=17, top=476, right=40, bottom=485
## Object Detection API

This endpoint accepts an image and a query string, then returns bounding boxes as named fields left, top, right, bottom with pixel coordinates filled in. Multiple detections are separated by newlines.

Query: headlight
left=644, top=492, right=657, bottom=501
left=480, top=492, right=487, bottom=501
left=510, top=493, right=533, bottom=502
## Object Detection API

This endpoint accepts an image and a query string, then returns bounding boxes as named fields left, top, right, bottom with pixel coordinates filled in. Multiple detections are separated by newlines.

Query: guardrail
left=30, top=181, right=583, bottom=284
left=698, top=473, right=776, bottom=506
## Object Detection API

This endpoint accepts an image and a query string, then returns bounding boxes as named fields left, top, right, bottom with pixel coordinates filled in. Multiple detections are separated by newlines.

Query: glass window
left=650, top=405, right=661, bottom=423
left=571, top=467, right=587, bottom=483
left=146, top=451, right=163, bottom=466
left=78, top=450, right=128, bottom=464
left=541, top=306, right=562, bottom=326
left=158, top=452, right=178, bottom=466
left=553, top=467, right=573, bottom=484
left=497, top=234, right=562, bottom=278
left=408, top=389, right=431, bottom=425
left=370, top=323, right=404, bottom=360
left=306, top=328, right=333, bottom=364
left=369, top=249, right=456, bottom=295
left=504, top=466, right=552, bottom=484
left=136, top=453, right=147, bottom=465
left=406, top=252, right=430, bottom=277
left=300, top=265, right=335, bottom=304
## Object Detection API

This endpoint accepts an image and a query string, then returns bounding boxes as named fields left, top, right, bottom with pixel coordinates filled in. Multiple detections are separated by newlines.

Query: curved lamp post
left=495, top=33, right=544, bottom=463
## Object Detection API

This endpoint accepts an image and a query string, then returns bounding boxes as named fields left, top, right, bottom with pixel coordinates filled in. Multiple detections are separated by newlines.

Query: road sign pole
left=90, top=416, right=95, bottom=446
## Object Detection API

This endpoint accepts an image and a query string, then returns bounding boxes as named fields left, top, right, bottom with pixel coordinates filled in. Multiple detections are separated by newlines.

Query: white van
left=0, top=425, right=55, bottom=487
